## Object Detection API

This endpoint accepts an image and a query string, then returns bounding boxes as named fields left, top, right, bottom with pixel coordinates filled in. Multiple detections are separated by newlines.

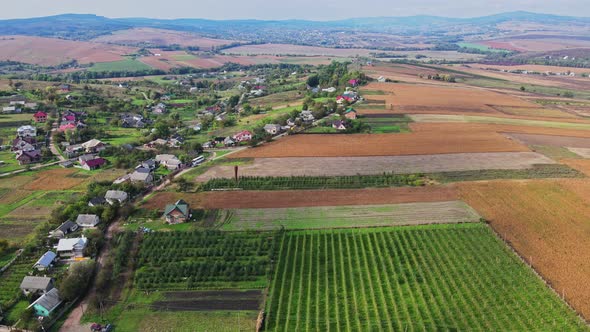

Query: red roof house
left=232, top=130, right=253, bottom=143
left=33, top=111, right=48, bottom=123
left=82, top=158, right=106, bottom=171
left=58, top=123, right=76, bottom=132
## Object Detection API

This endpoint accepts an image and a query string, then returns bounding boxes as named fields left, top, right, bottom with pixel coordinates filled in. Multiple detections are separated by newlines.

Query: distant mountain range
left=0, top=11, right=588, bottom=41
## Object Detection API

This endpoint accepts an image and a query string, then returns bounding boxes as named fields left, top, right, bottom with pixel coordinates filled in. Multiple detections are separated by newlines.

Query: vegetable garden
left=135, top=230, right=278, bottom=290
left=264, top=224, right=587, bottom=331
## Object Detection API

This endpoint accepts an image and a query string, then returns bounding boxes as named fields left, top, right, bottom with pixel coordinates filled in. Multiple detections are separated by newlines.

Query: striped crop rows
left=265, top=224, right=586, bottom=331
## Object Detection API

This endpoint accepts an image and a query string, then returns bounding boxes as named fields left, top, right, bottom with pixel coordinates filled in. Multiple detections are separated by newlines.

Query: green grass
left=0, top=113, right=32, bottom=123
left=123, top=218, right=197, bottom=232
left=0, top=151, right=25, bottom=173
left=0, top=252, right=16, bottom=269
left=264, top=224, right=587, bottom=331
left=102, top=127, right=144, bottom=145
left=461, top=77, right=590, bottom=100
left=172, top=54, right=198, bottom=61
left=218, top=201, right=481, bottom=231
left=88, top=59, right=152, bottom=72
left=409, top=114, right=590, bottom=130
left=359, top=90, right=386, bottom=95
left=429, top=164, right=584, bottom=183
left=362, top=115, right=412, bottom=134
left=457, top=42, right=509, bottom=53
left=305, top=126, right=339, bottom=133
left=530, top=145, right=583, bottom=160
left=4, top=300, right=29, bottom=324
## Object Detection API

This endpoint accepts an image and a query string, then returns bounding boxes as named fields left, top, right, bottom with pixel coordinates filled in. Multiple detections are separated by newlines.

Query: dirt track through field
left=459, top=179, right=590, bottom=320
left=143, top=185, right=458, bottom=210
left=198, top=152, right=554, bottom=180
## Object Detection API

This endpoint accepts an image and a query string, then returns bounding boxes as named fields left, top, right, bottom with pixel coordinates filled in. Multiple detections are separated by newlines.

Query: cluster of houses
left=331, top=108, right=357, bottom=131
left=121, top=113, right=151, bottom=128
left=13, top=125, right=43, bottom=165
left=1, top=96, right=38, bottom=114
left=58, top=110, right=86, bottom=132
left=114, top=154, right=182, bottom=185
left=60, top=139, right=107, bottom=170
left=143, top=133, right=185, bottom=149
left=336, top=90, right=360, bottom=105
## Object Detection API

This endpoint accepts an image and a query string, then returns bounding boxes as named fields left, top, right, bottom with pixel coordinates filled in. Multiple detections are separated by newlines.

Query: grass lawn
left=89, top=59, right=152, bottom=72
left=362, top=115, right=412, bottom=133
left=0, top=251, right=16, bottom=268
left=103, top=127, right=144, bottom=145
left=0, top=151, right=25, bottom=173
left=305, top=126, right=339, bottom=133
left=4, top=300, right=29, bottom=325
left=0, top=113, right=32, bottom=123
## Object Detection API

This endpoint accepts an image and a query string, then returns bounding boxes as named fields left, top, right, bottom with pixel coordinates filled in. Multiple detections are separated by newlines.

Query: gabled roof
left=57, top=237, right=87, bottom=252
left=34, top=251, right=57, bottom=268
left=76, top=214, right=100, bottom=227
left=105, top=190, right=128, bottom=201
left=164, top=199, right=190, bottom=217
left=345, top=108, right=356, bottom=114
left=88, top=197, right=107, bottom=206
left=34, top=111, right=47, bottom=117
left=29, top=288, right=62, bottom=313
left=85, top=158, right=106, bottom=168
left=56, top=220, right=77, bottom=233
left=20, top=276, right=53, bottom=290
left=81, top=139, right=104, bottom=149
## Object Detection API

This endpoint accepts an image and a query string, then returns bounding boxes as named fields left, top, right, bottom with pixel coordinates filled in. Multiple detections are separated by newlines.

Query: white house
left=105, top=190, right=128, bottom=205
left=75, top=214, right=100, bottom=228
left=17, top=125, right=37, bottom=138
left=56, top=237, right=88, bottom=258
left=264, top=124, right=282, bottom=135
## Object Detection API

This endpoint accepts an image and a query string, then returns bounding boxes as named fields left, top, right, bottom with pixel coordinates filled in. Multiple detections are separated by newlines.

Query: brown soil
left=458, top=179, right=590, bottom=320
left=24, top=168, right=86, bottom=190
left=505, top=133, right=590, bottom=148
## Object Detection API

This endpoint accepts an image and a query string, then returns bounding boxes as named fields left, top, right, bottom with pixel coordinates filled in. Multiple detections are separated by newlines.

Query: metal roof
left=20, top=276, right=53, bottom=290
left=33, top=251, right=57, bottom=268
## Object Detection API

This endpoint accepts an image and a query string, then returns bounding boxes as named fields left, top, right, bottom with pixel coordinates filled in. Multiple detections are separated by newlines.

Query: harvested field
left=364, top=82, right=536, bottom=114
left=482, top=37, right=590, bottom=52
left=142, top=186, right=458, bottom=210
left=152, top=290, right=261, bottom=311
left=23, top=168, right=86, bottom=190
left=223, top=44, right=377, bottom=56
left=219, top=201, right=481, bottom=231
left=491, top=106, right=576, bottom=119
left=229, top=131, right=528, bottom=158
left=561, top=159, right=590, bottom=176
left=505, top=133, right=590, bottom=148
left=0, top=35, right=135, bottom=66
left=198, top=152, right=554, bottom=180
left=412, top=122, right=590, bottom=139
left=567, top=147, right=590, bottom=158
left=409, top=114, right=590, bottom=130
left=459, top=180, right=590, bottom=320
left=93, top=28, right=237, bottom=50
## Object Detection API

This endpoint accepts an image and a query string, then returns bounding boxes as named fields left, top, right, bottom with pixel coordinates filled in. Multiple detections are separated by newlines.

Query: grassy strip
left=429, top=164, right=583, bottom=183
left=202, top=173, right=426, bottom=191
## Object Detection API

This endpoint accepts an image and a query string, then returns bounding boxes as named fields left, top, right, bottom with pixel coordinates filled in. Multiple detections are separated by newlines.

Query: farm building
left=17, top=125, right=36, bottom=138
left=33, top=111, right=48, bottom=123
left=19, top=276, right=54, bottom=296
left=50, top=220, right=79, bottom=238
left=163, top=199, right=191, bottom=224
left=33, top=251, right=57, bottom=271
left=105, top=190, right=128, bottom=205
left=56, top=237, right=88, bottom=258
left=75, top=214, right=100, bottom=228
left=29, top=288, right=62, bottom=317
left=344, top=108, right=357, bottom=120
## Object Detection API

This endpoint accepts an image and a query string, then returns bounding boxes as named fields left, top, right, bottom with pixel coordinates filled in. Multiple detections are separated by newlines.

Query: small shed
left=33, top=251, right=57, bottom=271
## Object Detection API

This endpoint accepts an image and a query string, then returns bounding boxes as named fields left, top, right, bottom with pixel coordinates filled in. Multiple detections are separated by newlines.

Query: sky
left=1, top=0, right=589, bottom=20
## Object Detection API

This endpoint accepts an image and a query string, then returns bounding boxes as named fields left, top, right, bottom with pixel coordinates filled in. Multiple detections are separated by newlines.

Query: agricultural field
left=88, top=58, right=152, bottom=72
left=264, top=224, right=586, bottom=331
left=361, top=115, right=412, bottom=133
left=228, top=130, right=528, bottom=158
left=409, top=114, right=590, bottom=130
left=142, top=186, right=459, bottom=210
left=481, top=36, right=590, bottom=52
left=459, top=180, right=590, bottom=320
left=222, top=44, right=378, bottom=57
left=0, top=35, right=135, bottom=66
left=198, top=152, right=554, bottom=180
left=217, top=201, right=481, bottom=230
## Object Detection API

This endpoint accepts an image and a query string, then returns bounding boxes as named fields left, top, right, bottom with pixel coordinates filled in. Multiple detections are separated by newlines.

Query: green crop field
left=89, top=59, right=152, bottom=72
left=218, top=201, right=481, bottom=231
left=264, top=224, right=586, bottom=331
left=362, top=115, right=412, bottom=133
left=457, top=42, right=509, bottom=53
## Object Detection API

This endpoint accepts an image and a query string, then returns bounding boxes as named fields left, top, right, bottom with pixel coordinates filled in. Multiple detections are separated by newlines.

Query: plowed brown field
left=230, top=129, right=528, bottom=158
left=92, top=28, right=237, bottom=50
left=459, top=180, right=590, bottom=320
left=24, top=169, right=85, bottom=190
left=143, top=185, right=458, bottom=210
left=412, top=122, right=590, bottom=138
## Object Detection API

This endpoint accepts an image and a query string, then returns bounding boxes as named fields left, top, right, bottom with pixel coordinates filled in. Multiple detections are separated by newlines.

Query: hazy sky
left=2, top=0, right=589, bottom=20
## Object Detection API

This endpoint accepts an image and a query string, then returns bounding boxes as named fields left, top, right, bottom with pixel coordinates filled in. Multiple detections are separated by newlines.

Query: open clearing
left=143, top=186, right=458, bottom=210
left=198, top=152, right=553, bottom=180
left=459, top=180, right=590, bottom=320
left=264, top=224, right=586, bottom=331
left=218, top=201, right=480, bottom=230
left=0, top=35, right=135, bottom=66
left=92, top=28, right=237, bottom=50
left=230, top=131, right=528, bottom=158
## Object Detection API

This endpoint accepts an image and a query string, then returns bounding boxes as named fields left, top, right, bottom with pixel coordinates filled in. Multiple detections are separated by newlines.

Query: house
left=169, top=133, right=185, bottom=147
left=25, top=102, right=38, bottom=110
left=60, top=84, right=71, bottom=92
left=129, top=171, right=153, bottom=184
left=82, top=157, right=106, bottom=171
left=155, top=154, right=182, bottom=170
left=78, top=154, right=96, bottom=165
left=20, top=276, right=54, bottom=296
left=300, top=111, right=315, bottom=123
left=2, top=106, right=21, bottom=114
left=12, top=137, right=38, bottom=152
left=60, top=161, right=73, bottom=168
left=344, top=108, right=357, bottom=120
left=144, top=138, right=169, bottom=149
left=139, top=159, right=156, bottom=170
left=223, top=137, right=235, bottom=147
left=29, top=288, right=62, bottom=317
left=163, top=199, right=190, bottom=224
left=76, top=214, right=100, bottom=228
left=33, top=111, right=48, bottom=123
left=81, top=139, right=106, bottom=153
left=121, top=113, right=148, bottom=128
left=286, top=118, right=296, bottom=127
left=152, top=103, right=167, bottom=114
left=56, top=237, right=87, bottom=258
left=348, top=79, right=359, bottom=87
left=16, top=150, right=41, bottom=165
left=17, top=125, right=36, bottom=138
left=377, top=76, right=386, bottom=83
left=105, top=190, right=128, bottom=205
left=202, top=141, right=215, bottom=149
left=58, top=123, right=77, bottom=132
left=50, top=220, right=79, bottom=238
left=88, top=197, right=107, bottom=207
left=332, top=120, right=348, bottom=131
left=336, top=96, right=353, bottom=104
left=33, top=251, right=57, bottom=271
left=232, top=130, right=252, bottom=143
left=64, top=144, right=84, bottom=158
left=264, top=124, right=282, bottom=135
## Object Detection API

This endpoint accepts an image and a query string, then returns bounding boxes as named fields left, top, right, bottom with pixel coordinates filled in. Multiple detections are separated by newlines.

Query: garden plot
left=152, top=290, right=262, bottom=311
left=198, top=152, right=554, bottom=180
left=219, top=201, right=480, bottom=231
